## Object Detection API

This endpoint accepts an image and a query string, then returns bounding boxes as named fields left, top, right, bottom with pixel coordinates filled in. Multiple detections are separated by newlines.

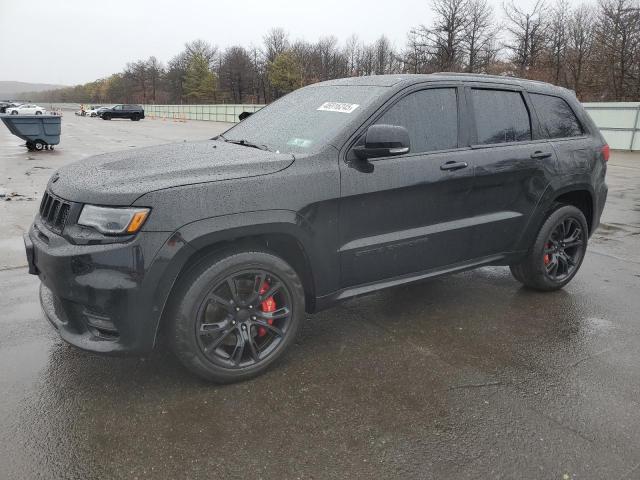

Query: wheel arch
left=552, top=188, right=594, bottom=234
left=151, top=211, right=324, bottom=347
left=515, top=183, right=596, bottom=254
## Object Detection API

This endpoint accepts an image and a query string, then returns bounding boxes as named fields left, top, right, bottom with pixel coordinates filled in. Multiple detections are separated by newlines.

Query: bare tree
left=596, top=0, right=640, bottom=100
left=219, top=46, right=255, bottom=103
left=263, top=28, right=290, bottom=63
left=566, top=4, right=596, bottom=97
left=547, top=0, right=571, bottom=85
left=463, top=0, right=500, bottom=72
left=146, top=56, right=164, bottom=103
left=503, top=0, right=548, bottom=75
left=124, top=60, right=149, bottom=103
left=184, top=39, right=218, bottom=67
left=412, top=0, right=471, bottom=71
left=344, top=34, right=361, bottom=76
left=373, top=35, right=398, bottom=74
left=402, top=31, right=431, bottom=73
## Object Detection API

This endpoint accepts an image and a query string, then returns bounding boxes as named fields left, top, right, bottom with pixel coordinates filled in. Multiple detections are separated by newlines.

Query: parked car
left=6, top=103, right=45, bottom=115
left=0, top=101, right=20, bottom=114
left=85, top=106, right=103, bottom=117
left=25, top=74, right=608, bottom=383
left=100, top=104, right=144, bottom=121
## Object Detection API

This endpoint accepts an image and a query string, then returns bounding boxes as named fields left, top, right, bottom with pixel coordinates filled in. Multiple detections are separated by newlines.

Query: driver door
left=338, top=85, right=477, bottom=287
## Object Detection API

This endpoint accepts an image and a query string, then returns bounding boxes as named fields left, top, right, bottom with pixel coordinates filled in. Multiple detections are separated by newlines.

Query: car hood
left=49, top=140, right=295, bottom=205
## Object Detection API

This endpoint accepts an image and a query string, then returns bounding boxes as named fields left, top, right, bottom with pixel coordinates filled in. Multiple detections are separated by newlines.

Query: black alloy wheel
left=542, top=217, right=585, bottom=281
left=195, top=269, right=292, bottom=368
left=169, top=249, right=305, bottom=382
left=509, top=205, right=589, bottom=291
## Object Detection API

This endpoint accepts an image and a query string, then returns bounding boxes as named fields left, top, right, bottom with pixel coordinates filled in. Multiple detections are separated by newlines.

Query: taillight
left=602, top=144, right=610, bottom=162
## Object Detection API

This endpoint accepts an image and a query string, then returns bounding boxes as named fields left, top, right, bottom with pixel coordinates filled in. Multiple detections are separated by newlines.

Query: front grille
left=39, top=191, right=71, bottom=234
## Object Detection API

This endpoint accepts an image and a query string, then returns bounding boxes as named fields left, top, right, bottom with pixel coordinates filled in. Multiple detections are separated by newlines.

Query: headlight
left=78, top=205, right=150, bottom=235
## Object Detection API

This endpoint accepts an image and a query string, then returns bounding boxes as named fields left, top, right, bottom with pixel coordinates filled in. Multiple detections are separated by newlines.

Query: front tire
left=510, top=205, right=588, bottom=291
left=168, top=249, right=305, bottom=383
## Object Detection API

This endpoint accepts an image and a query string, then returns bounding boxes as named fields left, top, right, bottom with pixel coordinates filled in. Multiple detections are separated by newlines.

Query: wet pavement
left=1, top=114, right=639, bottom=479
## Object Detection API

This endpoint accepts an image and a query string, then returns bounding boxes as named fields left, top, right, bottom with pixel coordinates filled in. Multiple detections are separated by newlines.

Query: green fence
left=141, top=104, right=265, bottom=123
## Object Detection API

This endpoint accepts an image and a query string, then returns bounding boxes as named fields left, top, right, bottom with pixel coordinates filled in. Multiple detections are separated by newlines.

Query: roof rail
left=431, top=72, right=553, bottom=86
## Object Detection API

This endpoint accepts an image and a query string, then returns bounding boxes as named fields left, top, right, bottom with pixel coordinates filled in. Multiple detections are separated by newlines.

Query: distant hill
left=0, top=81, right=68, bottom=100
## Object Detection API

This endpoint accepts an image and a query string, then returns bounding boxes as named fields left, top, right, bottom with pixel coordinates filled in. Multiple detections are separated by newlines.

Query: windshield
left=222, top=85, right=386, bottom=154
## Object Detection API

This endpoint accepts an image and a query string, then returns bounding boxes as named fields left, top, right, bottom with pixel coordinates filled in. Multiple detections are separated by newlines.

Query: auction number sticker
left=317, top=102, right=360, bottom=113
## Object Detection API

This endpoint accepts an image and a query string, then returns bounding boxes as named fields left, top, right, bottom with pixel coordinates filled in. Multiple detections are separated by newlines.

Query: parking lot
left=1, top=114, right=639, bottom=479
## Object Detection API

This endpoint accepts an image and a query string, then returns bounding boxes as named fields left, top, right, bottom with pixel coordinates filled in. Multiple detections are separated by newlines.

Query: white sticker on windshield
left=317, top=102, right=360, bottom=113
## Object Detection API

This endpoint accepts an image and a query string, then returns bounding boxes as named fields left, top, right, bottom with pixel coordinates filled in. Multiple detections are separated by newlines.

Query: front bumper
left=27, top=218, right=174, bottom=354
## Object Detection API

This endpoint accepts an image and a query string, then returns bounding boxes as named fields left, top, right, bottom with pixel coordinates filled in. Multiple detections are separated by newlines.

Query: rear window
left=530, top=93, right=583, bottom=138
left=472, top=89, right=531, bottom=145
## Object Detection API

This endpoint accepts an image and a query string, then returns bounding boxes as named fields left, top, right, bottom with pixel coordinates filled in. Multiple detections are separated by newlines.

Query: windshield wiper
left=223, top=137, right=271, bottom=152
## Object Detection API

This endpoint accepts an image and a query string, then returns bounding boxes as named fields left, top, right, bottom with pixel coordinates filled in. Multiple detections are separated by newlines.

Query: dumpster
left=0, top=114, right=61, bottom=151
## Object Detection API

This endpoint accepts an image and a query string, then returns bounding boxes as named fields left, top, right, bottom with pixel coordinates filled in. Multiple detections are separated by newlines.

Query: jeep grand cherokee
left=25, top=74, right=608, bottom=382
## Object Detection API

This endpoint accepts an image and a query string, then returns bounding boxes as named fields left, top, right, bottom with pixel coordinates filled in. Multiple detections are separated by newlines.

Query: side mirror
left=353, top=124, right=410, bottom=160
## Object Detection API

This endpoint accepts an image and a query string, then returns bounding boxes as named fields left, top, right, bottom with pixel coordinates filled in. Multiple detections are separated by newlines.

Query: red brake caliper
left=257, top=281, right=276, bottom=337
left=544, top=243, right=551, bottom=265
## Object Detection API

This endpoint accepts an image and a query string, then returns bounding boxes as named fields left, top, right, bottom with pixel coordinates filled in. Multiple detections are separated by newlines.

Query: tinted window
left=375, top=88, right=458, bottom=153
left=472, top=89, right=531, bottom=144
left=530, top=93, right=583, bottom=138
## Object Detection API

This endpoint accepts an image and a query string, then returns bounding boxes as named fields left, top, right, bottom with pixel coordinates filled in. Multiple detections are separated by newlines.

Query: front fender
left=147, top=209, right=339, bottom=346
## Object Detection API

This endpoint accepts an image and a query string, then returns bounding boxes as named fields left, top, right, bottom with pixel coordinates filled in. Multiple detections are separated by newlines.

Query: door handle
left=440, top=161, right=468, bottom=171
left=531, top=151, right=552, bottom=159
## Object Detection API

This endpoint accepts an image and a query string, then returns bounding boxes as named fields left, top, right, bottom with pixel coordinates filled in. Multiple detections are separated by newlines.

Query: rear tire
left=34, top=141, right=45, bottom=151
left=35, top=111, right=42, bottom=115
left=131, top=114, right=140, bottom=121
left=510, top=205, right=588, bottom=291
left=11, top=111, right=17, bottom=115
left=168, top=249, right=305, bottom=383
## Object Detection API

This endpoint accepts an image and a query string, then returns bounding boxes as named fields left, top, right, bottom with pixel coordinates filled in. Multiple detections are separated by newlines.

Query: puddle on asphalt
left=583, top=316, right=615, bottom=333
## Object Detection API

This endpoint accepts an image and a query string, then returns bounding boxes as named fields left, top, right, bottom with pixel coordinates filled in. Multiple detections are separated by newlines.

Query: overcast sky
left=2, top=0, right=550, bottom=85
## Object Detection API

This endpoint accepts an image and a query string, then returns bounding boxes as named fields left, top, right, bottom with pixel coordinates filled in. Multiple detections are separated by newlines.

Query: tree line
left=21, top=0, right=640, bottom=104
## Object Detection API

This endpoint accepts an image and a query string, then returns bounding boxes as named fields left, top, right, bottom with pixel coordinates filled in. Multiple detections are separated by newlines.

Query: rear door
left=339, top=84, right=478, bottom=287
left=465, top=85, right=556, bottom=258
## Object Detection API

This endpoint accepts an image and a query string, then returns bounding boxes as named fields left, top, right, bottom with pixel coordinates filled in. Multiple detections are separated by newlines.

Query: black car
left=100, top=104, right=144, bottom=121
left=26, top=74, right=608, bottom=382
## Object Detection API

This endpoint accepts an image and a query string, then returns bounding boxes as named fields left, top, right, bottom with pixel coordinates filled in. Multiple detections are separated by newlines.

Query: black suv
left=100, top=104, right=144, bottom=121
left=25, top=74, right=608, bottom=382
